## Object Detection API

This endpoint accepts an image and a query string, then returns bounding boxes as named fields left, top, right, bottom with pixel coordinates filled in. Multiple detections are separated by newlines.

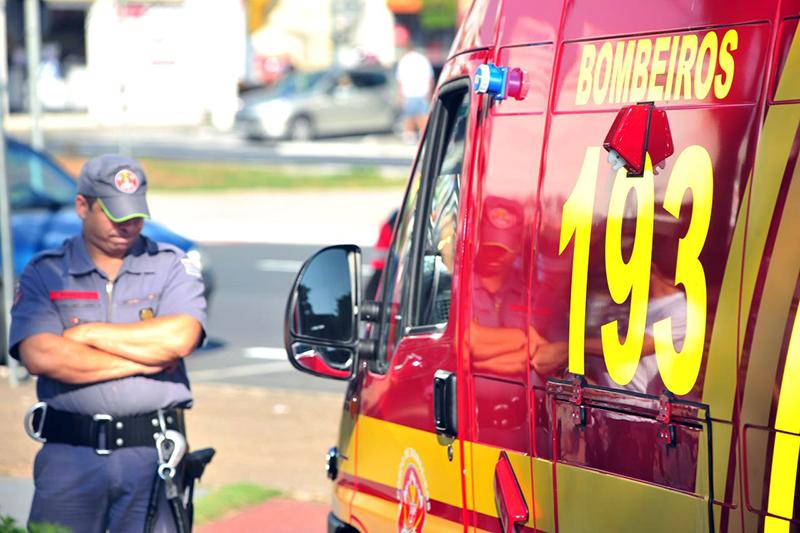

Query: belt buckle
left=92, top=414, right=113, bottom=455
left=24, top=402, right=48, bottom=443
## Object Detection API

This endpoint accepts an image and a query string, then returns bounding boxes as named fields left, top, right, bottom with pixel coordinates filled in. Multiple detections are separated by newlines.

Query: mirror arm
left=358, top=339, right=378, bottom=360
left=360, top=300, right=382, bottom=322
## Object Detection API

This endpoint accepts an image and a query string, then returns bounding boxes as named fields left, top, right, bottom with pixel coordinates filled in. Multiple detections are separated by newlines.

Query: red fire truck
left=284, top=0, right=800, bottom=531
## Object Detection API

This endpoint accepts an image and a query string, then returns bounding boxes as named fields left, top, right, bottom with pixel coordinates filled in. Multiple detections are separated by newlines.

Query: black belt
left=30, top=405, right=185, bottom=455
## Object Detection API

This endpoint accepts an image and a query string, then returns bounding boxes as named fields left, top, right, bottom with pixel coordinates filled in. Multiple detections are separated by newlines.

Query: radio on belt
left=473, top=64, right=529, bottom=101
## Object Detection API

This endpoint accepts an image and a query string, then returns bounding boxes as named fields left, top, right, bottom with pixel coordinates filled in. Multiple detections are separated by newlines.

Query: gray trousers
left=30, top=443, right=177, bottom=533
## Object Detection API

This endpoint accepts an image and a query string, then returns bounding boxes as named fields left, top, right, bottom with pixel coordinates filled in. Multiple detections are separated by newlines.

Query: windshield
left=6, top=139, right=77, bottom=209
left=271, top=71, right=327, bottom=97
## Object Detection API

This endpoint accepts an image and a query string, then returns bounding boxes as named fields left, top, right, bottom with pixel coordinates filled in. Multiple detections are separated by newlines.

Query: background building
left=5, top=0, right=464, bottom=128
left=85, top=0, right=245, bottom=129
left=247, top=0, right=395, bottom=76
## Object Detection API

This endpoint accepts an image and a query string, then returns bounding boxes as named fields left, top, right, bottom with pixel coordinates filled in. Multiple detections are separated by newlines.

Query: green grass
left=0, top=516, right=71, bottom=533
left=193, top=483, right=282, bottom=526
left=54, top=155, right=407, bottom=192
left=146, top=160, right=404, bottom=191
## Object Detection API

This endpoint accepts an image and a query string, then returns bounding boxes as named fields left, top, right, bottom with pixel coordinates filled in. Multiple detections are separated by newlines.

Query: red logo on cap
left=114, top=170, right=140, bottom=194
left=487, top=207, right=518, bottom=229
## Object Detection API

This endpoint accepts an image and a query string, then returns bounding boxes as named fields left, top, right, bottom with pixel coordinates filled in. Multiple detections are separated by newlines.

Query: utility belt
left=24, top=402, right=214, bottom=533
left=24, top=402, right=184, bottom=455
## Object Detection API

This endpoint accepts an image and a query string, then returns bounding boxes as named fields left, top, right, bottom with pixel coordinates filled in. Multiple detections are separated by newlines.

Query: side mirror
left=284, top=245, right=362, bottom=380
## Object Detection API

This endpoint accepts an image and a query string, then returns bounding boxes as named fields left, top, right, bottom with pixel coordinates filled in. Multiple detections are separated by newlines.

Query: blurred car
left=364, top=208, right=398, bottom=301
left=234, top=67, right=399, bottom=141
left=1, top=137, right=215, bottom=355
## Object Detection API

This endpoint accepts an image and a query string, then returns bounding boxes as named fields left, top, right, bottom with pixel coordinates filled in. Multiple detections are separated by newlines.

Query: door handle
left=433, top=370, right=457, bottom=438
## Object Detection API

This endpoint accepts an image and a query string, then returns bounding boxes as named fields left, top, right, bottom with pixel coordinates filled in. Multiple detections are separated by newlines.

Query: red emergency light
left=603, top=102, right=674, bottom=177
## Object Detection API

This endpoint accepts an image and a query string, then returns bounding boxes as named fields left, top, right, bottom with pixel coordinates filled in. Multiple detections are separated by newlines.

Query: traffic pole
left=25, top=0, right=43, bottom=150
left=0, top=0, right=20, bottom=386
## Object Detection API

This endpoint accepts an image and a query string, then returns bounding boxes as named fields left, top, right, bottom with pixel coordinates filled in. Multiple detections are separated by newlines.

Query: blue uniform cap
left=78, top=154, right=151, bottom=223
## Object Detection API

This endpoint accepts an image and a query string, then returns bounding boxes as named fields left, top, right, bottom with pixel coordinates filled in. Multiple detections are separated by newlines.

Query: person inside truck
left=528, top=229, right=687, bottom=394
left=470, top=197, right=533, bottom=377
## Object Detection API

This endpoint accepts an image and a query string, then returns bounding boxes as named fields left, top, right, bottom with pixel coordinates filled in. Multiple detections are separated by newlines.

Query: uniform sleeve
left=8, top=263, right=64, bottom=360
left=157, top=253, right=208, bottom=347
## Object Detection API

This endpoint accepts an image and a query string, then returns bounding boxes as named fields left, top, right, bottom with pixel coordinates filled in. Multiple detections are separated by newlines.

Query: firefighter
left=10, top=155, right=207, bottom=532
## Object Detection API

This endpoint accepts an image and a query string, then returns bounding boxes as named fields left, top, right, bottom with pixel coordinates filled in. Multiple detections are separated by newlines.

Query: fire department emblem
left=396, top=448, right=429, bottom=533
left=114, top=170, right=140, bottom=194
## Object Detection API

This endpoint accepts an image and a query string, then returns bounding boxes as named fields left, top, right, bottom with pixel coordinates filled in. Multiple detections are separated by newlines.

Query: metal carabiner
left=156, top=429, right=187, bottom=480
left=24, top=402, right=48, bottom=443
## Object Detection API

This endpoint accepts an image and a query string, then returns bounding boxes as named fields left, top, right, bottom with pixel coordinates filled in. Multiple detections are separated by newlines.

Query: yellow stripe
left=353, top=417, right=559, bottom=531
left=775, top=22, right=800, bottom=102
left=697, top=177, right=749, bottom=519
left=556, top=463, right=709, bottom=532
left=333, top=483, right=354, bottom=525
left=703, top=18, right=800, bottom=418
left=765, top=306, right=800, bottom=532
left=740, top=106, right=800, bottom=351
left=355, top=415, right=464, bottom=506
left=738, top=136, right=800, bottom=531
left=752, top=22, right=800, bottom=531
left=352, top=490, right=464, bottom=532
left=468, top=444, right=551, bottom=531
left=700, top=81, right=800, bottom=522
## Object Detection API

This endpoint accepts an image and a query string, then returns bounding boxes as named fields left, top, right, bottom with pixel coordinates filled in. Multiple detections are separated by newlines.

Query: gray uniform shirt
left=9, top=234, right=207, bottom=417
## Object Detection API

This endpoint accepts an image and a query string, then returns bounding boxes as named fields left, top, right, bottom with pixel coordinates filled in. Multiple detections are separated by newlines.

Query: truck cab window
left=374, top=82, right=470, bottom=370
left=416, top=91, right=468, bottom=327
left=376, top=135, right=428, bottom=367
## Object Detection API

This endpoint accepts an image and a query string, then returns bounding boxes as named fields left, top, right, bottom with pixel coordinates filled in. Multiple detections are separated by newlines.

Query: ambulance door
left=537, top=2, right=774, bottom=531
left=460, top=2, right=562, bottom=532
left=348, top=75, right=479, bottom=532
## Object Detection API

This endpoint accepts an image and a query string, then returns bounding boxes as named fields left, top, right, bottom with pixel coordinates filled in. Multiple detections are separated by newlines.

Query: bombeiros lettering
left=576, top=29, right=738, bottom=106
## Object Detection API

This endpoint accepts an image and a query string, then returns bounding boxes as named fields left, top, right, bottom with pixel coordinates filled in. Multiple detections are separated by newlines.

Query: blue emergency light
left=474, top=64, right=509, bottom=100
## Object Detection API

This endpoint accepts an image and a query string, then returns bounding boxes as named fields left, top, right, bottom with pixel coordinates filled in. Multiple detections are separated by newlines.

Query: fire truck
left=283, top=0, right=800, bottom=531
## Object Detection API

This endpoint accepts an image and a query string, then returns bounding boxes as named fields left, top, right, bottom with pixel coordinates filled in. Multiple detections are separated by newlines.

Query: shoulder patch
left=181, top=256, right=202, bottom=277
left=11, top=281, right=22, bottom=308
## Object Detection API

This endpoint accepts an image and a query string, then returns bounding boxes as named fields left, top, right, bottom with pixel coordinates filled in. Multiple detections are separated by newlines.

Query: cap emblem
left=114, top=170, right=140, bottom=194
left=488, top=207, right=518, bottom=229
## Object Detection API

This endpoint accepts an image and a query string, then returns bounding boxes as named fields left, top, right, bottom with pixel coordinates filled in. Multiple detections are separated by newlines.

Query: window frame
left=406, top=83, right=470, bottom=336
left=370, top=77, right=472, bottom=373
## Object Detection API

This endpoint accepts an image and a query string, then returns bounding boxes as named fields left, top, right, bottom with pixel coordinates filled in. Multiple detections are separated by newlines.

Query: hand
left=528, top=326, right=547, bottom=357
left=530, top=340, right=569, bottom=377
left=471, top=320, right=526, bottom=358
left=63, top=323, right=90, bottom=344
left=137, top=360, right=177, bottom=376
left=472, top=348, right=528, bottom=376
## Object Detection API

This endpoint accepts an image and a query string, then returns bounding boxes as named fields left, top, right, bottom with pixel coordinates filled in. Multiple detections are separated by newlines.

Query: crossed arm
left=18, top=315, right=203, bottom=385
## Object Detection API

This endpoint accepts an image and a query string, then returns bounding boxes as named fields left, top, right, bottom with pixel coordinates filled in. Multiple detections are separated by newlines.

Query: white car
left=235, top=68, right=399, bottom=141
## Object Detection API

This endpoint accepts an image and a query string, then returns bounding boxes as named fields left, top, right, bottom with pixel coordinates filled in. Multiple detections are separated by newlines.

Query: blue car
left=2, top=137, right=214, bottom=355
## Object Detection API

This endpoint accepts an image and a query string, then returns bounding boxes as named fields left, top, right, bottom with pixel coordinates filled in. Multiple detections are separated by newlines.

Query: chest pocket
left=116, top=293, right=162, bottom=323
left=54, top=299, right=103, bottom=329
